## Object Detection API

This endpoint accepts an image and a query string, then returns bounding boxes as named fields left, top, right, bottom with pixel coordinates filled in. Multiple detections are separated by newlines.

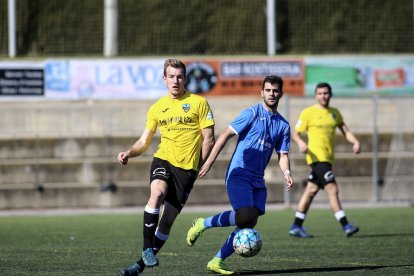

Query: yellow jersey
left=146, top=91, right=215, bottom=170
left=295, top=104, right=343, bottom=165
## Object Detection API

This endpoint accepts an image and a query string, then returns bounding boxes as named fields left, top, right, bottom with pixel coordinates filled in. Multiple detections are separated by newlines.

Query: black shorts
left=149, top=157, right=198, bottom=212
left=307, top=162, right=336, bottom=189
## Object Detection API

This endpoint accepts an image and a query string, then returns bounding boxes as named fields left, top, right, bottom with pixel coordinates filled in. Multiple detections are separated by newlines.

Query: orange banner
left=183, top=58, right=304, bottom=96
left=374, top=68, right=405, bottom=88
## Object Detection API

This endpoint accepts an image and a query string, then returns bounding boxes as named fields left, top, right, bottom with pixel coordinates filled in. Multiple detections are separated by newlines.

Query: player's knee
left=308, top=190, right=318, bottom=198
left=325, top=183, right=339, bottom=196
left=236, top=207, right=259, bottom=229
left=149, top=188, right=166, bottom=205
left=305, top=184, right=319, bottom=197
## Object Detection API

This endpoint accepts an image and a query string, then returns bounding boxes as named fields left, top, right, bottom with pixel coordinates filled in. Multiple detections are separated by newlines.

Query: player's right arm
left=198, top=127, right=235, bottom=177
left=292, top=110, right=308, bottom=153
left=292, top=130, right=308, bottom=153
left=118, top=128, right=154, bottom=165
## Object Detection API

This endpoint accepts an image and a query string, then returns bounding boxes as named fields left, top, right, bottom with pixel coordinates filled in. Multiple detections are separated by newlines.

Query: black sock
left=136, top=259, right=145, bottom=272
left=143, top=211, right=159, bottom=249
left=293, top=211, right=306, bottom=227
left=335, top=210, right=349, bottom=227
left=153, top=235, right=166, bottom=254
left=339, top=216, right=349, bottom=227
left=294, top=217, right=304, bottom=227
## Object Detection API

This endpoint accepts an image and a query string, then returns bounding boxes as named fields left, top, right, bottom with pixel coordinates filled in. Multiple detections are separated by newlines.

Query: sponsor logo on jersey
left=258, top=138, right=272, bottom=149
left=182, top=103, right=190, bottom=113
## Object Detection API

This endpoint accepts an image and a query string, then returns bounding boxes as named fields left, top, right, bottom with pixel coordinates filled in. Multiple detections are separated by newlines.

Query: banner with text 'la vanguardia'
left=45, top=59, right=167, bottom=99
left=44, top=58, right=305, bottom=99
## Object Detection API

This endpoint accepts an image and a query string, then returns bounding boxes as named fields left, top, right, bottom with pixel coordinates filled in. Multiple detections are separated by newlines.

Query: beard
left=317, top=98, right=330, bottom=107
left=264, top=98, right=278, bottom=109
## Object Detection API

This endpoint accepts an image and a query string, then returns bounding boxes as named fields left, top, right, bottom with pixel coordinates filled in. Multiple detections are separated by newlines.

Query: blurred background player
left=186, top=75, right=293, bottom=275
left=289, top=82, right=361, bottom=238
left=118, top=59, right=215, bottom=275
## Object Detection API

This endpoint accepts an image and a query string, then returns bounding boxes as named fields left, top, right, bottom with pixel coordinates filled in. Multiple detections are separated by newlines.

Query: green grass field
left=1, top=207, right=413, bottom=275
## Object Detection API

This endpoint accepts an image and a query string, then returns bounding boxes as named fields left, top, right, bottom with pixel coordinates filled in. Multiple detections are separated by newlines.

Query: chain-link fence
left=1, top=0, right=413, bottom=56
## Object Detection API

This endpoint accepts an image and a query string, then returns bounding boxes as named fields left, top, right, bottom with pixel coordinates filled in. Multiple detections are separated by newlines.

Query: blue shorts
left=226, top=170, right=267, bottom=214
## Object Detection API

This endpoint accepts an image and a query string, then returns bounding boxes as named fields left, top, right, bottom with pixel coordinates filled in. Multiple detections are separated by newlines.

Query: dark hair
left=163, top=58, right=186, bottom=77
left=261, top=75, right=283, bottom=91
left=315, top=82, right=332, bottom=96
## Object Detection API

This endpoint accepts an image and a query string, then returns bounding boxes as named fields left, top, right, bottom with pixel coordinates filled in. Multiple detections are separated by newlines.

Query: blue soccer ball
left=233, top=228, right=262, bottom=257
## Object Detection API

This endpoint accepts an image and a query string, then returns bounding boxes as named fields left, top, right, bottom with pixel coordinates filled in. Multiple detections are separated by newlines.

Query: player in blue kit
left=186, top=75, right=294, bottom=275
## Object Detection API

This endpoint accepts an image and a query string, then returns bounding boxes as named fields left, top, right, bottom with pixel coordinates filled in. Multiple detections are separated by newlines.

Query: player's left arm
left=277, top=152, right=294, bottom=191
left=338, top=122, right=361, bottom=154
left=199, top=125, right=215, bottom=167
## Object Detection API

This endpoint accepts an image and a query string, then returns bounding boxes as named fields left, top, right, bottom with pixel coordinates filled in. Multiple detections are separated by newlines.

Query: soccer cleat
left=186, top=217, right=206, bottom=246
left=344, top=223, right=359, bottom=237
left=141, top=248, right=159, bottom=267
left=289, top=225, right=314, bottom=238
left=207, top=257, right=234, bottom=275
left=120, top=262, right=140, bottom=276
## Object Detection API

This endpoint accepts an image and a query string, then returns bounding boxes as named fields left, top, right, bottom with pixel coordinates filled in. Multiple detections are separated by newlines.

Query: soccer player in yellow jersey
left=118, top=59, right=215, bottom=275
left=289, top=82, right=361, bottom=238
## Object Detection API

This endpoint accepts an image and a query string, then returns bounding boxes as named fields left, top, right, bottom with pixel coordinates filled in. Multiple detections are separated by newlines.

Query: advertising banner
left=45, top=59, right=167, bottom=99
left=305, top=56, right=414, bottom=96
left=44, top=58, right=304, bottom=99
left=39, top=55, right=414, bottom=99
left=183, top=58, right=304, bottom=96
left=0, top=62, right=44, bottom=96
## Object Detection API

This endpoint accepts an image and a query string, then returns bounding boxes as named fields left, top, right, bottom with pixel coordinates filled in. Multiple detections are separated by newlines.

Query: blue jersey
left=226, top=103, right=290, bottom=181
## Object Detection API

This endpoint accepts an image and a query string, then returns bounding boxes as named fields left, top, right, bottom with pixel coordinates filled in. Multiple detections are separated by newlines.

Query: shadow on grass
left=352, top=233, right=414, bottom=238
left=237, top=264, right=414, bottom=275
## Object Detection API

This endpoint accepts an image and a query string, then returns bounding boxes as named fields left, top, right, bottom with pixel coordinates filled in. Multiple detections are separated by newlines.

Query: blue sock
left=215, top=228, right=239, bottom=260
left=204, top=210, right=236, bottom=229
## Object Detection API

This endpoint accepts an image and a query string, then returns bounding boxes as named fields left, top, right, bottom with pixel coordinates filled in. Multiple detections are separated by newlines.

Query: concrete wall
left=0, top=96, right=413, bottom=209
left=1, top=96, right=414, bottom=138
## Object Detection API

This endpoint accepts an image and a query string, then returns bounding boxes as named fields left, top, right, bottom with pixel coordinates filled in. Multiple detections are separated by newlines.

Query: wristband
left=284, top=170, right=291, bottom=176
